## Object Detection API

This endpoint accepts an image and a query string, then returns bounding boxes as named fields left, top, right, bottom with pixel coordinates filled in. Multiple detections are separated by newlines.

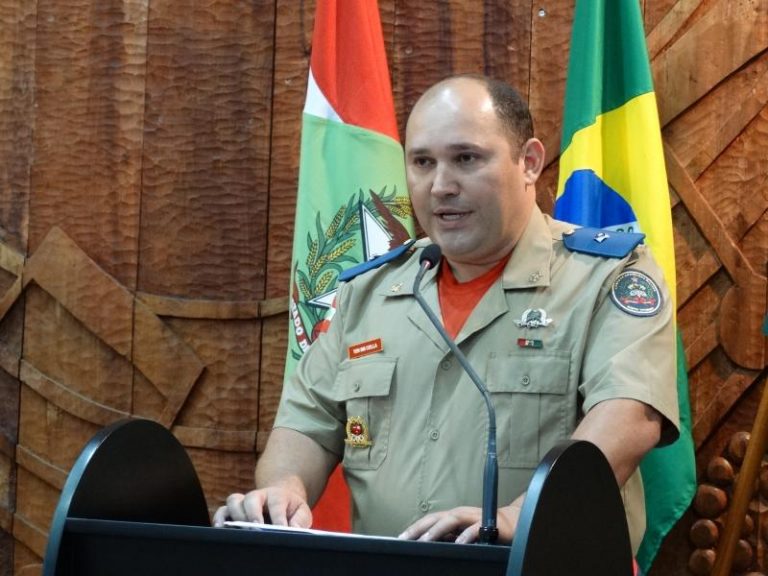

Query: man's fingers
left=417, top=514, right=462, bottom=542
left=287, top=501, right=313, bottom=528
left=454, top=523, right=480, bottom=545
left=242, top=492, right=267, bottom=524
left=398, top=513, right=438, bottom=540
left=265, top=488, right=311, bottom=527
left=213, top=488, right=311, bottom=529
left=223, top=493, right=247, bottom=521
left=400, top=507, right=482, bottom=542
left=265, top=490, right=290, bottom=526
left=212, top=505, right=229, bottom=527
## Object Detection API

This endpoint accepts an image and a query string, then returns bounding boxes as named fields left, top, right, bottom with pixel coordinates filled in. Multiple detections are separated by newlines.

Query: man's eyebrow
left=406, top=143, right=482, bottom=156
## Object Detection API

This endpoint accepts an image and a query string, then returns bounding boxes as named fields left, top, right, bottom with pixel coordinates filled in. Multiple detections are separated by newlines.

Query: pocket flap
left=335, top=357, right=396, bottom=400
left=486, top=351, right=570, bottom=394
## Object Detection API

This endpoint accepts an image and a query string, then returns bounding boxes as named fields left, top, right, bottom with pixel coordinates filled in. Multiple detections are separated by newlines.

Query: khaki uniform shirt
left=275, top=206, right=680, bottom=553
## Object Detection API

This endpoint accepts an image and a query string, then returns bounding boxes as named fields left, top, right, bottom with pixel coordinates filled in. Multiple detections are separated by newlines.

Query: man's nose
left=430, top=164, right=458, bottom=196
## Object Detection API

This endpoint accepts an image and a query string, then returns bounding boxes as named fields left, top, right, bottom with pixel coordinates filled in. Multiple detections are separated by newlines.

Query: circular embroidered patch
left=610, top=270, right=662, bottom=317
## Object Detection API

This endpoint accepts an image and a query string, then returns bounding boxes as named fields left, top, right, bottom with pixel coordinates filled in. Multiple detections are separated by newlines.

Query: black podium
left=43, top=419, right=632, bottom=575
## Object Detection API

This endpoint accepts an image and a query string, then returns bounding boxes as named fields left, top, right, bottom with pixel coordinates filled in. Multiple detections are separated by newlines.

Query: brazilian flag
left=555, top=1, right=696, bottom=571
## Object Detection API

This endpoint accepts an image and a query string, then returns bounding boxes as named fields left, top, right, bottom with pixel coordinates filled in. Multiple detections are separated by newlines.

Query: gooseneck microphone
left=412, top=244, right=499, bottom=545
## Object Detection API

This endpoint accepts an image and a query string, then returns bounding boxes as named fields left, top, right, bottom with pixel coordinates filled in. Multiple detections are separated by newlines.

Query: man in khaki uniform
left=214, top=75, right=679, bottom=553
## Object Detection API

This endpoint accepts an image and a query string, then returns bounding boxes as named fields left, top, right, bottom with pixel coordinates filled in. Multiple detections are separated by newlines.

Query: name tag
left=348, top=338, right=383, bottom=359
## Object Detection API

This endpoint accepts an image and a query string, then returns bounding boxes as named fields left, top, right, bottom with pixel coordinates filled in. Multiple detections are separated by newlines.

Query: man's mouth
left=435, top=209, right=470, bottom=221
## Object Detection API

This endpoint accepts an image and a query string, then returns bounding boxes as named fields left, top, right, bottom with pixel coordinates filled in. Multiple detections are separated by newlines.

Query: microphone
left=412, top=244, right=499, bottom=545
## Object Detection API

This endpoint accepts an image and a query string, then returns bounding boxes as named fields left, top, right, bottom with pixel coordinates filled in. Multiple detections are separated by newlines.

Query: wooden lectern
left=43, top=419, right=632, bottom=575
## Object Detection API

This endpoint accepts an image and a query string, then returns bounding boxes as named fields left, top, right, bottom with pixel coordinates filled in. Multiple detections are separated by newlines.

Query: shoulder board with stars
left=562, top=227, right=645, bottom=258
left=338, top=239, right=416, bottom=283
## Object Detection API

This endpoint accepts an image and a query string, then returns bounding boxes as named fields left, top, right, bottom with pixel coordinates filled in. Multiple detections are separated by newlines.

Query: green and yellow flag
left=286, top=0, right=415, bottom=530
left=555, top=1, right=696, bottom=571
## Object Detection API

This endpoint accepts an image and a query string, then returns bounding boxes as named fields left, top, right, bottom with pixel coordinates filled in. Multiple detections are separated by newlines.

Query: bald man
left=214, top=75, right=679, bottom=553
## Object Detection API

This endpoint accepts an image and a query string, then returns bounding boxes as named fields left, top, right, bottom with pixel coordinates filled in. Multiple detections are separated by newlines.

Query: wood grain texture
left=265, top=0, right=312, bottom=298
left=163, top=317, right=258, bottom=433
left=13, top=0, right=148, bottom=560
left=0, top=4, right=34, bottom=568
left=137, top=0, right=274, bottom=300
left=666, top=144, right=766, bottom=370
left=27, top=0, right=148, bottom=289
left=528, top=1, right=571, bottom=163
left=0, top=0, right=35, bottom=255
left=653, top=0, right=768, bottom=126
left=663, top=52, right=768, bottom=180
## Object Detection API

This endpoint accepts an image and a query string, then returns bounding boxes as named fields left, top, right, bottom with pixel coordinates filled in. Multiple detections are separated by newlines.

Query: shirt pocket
left=486, top=350, right=571, bottom=468
left=333, top=357, right=396, bottom=470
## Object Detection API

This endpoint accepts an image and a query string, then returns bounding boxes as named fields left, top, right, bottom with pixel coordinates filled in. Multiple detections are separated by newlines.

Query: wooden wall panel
left=12, top=2, right=149, bottom=572
left=258, top=0, right=313, bottom=455
left=0, top=1, right=766, bottom=575
left=0, top=2, right=36, bottom=568
left=27, top=0, right=147, bottom=286
left=137, top=0, right=273, bottom=300
left=264, top=1, right=310, bottom=298
left=133, top=0, right=276, bottom=522
left=651, top=0, right=768, bottom=572
left=164, top=316, right=260, bottom=511
left=529, top=1, right=571, bottom=168
left=0, top=0, right=35, bottom=254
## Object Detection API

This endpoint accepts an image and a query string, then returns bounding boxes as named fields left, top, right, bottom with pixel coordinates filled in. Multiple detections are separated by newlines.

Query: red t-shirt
left=438, top=256, right=510, bottom=339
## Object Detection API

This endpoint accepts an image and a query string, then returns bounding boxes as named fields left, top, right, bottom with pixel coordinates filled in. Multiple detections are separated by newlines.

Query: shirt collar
left=384, top=207, right=555, bottom=297
left=500, top=204, right=553, bottom=289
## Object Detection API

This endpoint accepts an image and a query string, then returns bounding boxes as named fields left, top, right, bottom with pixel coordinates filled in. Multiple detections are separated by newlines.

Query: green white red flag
left=286, top=0, right=415, bottom=530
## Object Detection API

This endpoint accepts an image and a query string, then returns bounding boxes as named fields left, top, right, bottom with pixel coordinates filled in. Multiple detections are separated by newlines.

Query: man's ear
left=521, top=138, right=546, bottom=184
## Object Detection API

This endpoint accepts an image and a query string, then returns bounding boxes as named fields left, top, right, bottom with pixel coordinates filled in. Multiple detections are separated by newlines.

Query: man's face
left=404, top=79, right=542, bottom=277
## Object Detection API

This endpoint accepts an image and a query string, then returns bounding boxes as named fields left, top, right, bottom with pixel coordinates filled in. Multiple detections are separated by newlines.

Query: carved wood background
left=0, top=1, right=766, bottom=574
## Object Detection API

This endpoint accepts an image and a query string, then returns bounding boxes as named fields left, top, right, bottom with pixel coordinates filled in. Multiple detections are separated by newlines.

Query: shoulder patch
left=610, top=269, right=662, bottom=317
left=563, top=227, right=645, bottom=258
left=338, top=239, right=416, bottom=282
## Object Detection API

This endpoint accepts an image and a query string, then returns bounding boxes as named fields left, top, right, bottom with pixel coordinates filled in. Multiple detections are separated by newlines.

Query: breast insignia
left=515, top=308, right=553, bottom=329
left=345, top=416, right=373, bottom=448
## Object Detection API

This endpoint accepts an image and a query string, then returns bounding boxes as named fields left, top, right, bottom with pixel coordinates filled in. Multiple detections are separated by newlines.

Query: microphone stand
left=412, top=256, right=499, bottom=545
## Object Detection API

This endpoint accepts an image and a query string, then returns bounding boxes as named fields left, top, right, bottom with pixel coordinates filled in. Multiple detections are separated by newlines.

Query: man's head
left=404, top=75, right=545, bottom=280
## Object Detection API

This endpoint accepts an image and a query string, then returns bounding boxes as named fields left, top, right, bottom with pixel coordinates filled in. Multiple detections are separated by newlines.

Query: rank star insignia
left=345, top=416, right=373, bottom=448
left=515, top=308, right=553, bottom=329
left=390, top=282, right=403, bottom=293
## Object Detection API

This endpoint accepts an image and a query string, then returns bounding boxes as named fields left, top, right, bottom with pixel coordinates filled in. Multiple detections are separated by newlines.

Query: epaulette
left=562, top=227, right=645, bottom=258
left=338, top=239, right=417, bottom=282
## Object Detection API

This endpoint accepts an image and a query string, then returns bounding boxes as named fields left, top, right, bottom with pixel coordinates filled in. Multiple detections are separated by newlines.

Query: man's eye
left=413, top=157, right=433, bottom=168
left=456, top=153, right=477, bottom=164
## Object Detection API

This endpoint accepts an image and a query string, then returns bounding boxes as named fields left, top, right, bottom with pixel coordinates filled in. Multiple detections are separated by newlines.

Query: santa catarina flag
left=285, top=0, right=415, bottom=531
left=555, top=0, right=696, bottom=571
left=287, top=0, right=415, bottom=374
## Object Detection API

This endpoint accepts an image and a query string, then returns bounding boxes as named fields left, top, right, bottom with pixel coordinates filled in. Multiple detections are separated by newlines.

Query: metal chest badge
left=515, top=308, right=553, bottom=329
left=610, top=269, right=662, bottom=316
left=345, top=416, right=373, bottom=448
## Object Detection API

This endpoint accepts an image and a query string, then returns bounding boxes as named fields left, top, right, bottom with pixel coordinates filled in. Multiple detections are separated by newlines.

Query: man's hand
left=397, top=496, right=524, bottom=544
left=211, top=428, right=337, bottom=529
left=212, top=486, right=312, bottom=528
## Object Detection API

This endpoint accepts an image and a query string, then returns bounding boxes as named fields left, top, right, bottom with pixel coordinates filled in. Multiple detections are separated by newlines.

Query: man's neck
left=445, top=251, right=513, bottom=283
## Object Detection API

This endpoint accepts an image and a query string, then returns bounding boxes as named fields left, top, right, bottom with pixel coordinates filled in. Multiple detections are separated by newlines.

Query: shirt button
left=520, top=375, right=531, bottom=387
left=419, top=500, right=430, bottom=512
left=429, top=429, right=440, bottom=441
left=352, top=381, right=361, bottom=392
left=440, top=359, right=452, bottom=371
